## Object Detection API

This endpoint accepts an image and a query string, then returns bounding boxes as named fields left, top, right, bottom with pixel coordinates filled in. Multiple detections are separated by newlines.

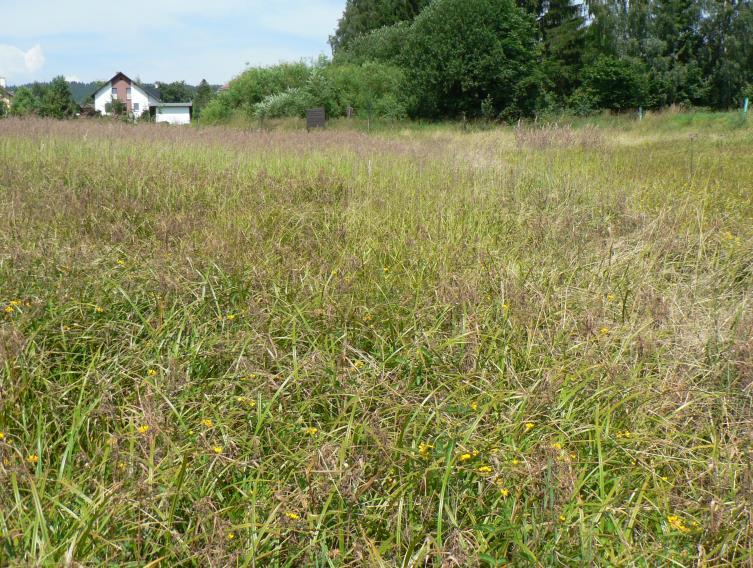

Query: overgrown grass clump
left=1, top=117, right=752, bottom=566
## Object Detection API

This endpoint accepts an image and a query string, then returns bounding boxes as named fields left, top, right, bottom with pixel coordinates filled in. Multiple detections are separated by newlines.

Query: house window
left=133, top=103, right=140, bottom=112
left=111, top=87, right=117, bottom=99
left=126, top=87, right=132, bottom=99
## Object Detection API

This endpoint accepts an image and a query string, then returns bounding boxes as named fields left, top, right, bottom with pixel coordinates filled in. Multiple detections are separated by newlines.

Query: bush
left=254, top=89, right=312, bottom=119
left=403, top=0, right=539, bottom=119
left=10, top=87, right=39, bottom=117
left=224, top=62, right=312, bottom=111
left=324, top=61, right=407, bottom=119
left=580, top=56, right=647, bottom=111
left=199, top=95, right=234, bottom=124
left=336, top=22, right=411, bottom=65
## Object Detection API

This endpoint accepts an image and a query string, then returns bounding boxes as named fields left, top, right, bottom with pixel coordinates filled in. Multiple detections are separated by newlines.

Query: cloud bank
left=0, top=44, right=45, bottom=78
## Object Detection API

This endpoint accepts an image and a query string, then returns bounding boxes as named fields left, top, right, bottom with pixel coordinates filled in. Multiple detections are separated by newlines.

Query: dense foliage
left=9, top=77, right=78, bottom=119
left=403, top=0, right=539, bottom=118
left=202, top=0, right=752, bottom=124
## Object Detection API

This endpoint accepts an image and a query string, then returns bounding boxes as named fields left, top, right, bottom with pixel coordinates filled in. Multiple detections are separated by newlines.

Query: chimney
left=0, top=77, right=6, bottom=89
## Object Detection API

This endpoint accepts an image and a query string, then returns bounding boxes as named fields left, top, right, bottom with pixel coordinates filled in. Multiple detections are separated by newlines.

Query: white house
left=93, top=72, right=192, bottom=125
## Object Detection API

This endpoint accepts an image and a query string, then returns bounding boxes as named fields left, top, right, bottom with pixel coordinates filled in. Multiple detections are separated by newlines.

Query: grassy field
left=0, top=114, right=752, bottom=566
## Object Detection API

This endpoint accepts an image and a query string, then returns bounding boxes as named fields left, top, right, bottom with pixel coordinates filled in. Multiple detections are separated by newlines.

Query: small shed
left=155, top=103, right=192, bottom=125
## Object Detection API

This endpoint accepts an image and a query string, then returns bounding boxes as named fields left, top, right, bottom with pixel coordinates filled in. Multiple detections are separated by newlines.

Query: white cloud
left=65, top=74, right=81, bottom=82
left=0, top=44, right=45, bottom=78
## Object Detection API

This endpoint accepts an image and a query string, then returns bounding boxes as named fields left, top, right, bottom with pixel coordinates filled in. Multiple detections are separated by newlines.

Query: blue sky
left=0, top=0, right=344, bottom=85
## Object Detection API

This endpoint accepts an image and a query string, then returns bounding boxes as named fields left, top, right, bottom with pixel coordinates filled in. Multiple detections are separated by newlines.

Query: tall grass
left=0, top=116, right=752, bottom=566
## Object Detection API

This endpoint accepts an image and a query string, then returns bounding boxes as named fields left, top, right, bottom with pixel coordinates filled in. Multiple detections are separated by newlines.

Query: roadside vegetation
left=1, top=113, right=752, bottom=565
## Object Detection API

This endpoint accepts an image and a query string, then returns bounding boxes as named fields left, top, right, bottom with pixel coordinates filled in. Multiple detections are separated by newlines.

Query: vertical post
left=638, top=107, right=643, bottom=121
left=744, top=97, right=749, bottom=115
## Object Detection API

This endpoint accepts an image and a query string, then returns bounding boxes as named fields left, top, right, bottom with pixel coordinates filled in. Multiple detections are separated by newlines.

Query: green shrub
left=580, top=56, right=647, bottom=111
left=403, top=0, right=539, bottom=119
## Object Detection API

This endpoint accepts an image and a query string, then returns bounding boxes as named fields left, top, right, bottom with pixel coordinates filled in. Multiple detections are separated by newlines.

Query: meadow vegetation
left=1, top=113, right=752, bottom=565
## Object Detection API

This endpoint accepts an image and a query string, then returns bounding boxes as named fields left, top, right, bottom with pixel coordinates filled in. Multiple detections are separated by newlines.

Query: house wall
left=94, top=83, right=112, bottom=115
left=155, top=106, right=191, bottom=125
left=129, top=84, right=157, bottom=118
left=112, top=76, right=132, bottom=113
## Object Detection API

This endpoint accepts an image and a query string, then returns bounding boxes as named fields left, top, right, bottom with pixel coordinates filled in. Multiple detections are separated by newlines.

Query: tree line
left=1, top=77, right=215, bottom=120
left=202, top=0, right=752, bottom=122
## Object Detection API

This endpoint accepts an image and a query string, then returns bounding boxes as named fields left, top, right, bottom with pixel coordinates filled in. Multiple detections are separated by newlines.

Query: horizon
left=0, top=0, right=343, bottom=86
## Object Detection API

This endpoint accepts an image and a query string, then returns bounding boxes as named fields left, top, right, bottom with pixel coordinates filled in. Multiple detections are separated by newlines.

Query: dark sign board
left=306, top=107, right=326, bottom=130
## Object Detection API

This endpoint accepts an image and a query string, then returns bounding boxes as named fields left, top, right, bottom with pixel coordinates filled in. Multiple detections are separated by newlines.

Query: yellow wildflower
left=607, top=293, right=616, bottom=302
left=418, top=443, right=433, bottom=457
left=551, top=442, right=563, bottom=450
left=117, top=259, right=125, bottom=266
left=304, top=427, right=318, bottom=436
left=285, top=512, right=300, bottom=521
left=236, top=396, right=256, bottom=408
left=95, top=306, right=104, bottom=313
left=201, top=419, right=214, bottom=428
left=226, top=314, right=236, bottom=321
left=559, top=515, right=567, bottom=522
left=478, top=465, right=493, bottom=474
left=354, top=360, right=365, bottom=370
left=502, top=303, right=511, bottom=312
left=511, top=458, right=520, bottom=465
left=599, top=327, right=610, bottom=336
left=363, top=314, right=373, bottom=322
left=147, top=369, right=157, bottom=377
left=470, top=402, right=479, bottom=411
left=459, top=453, right=473, bottom=462
left=227, top=532, right=236, bottom=540
left=10, top=300, right=20, bottom=306
left=499, top=488, right=510, bottom=498
left=4, top=306, right=13, bottom=314
left=0, top=432, right=4, bottom=440
left=213, top=446, right=223, bottom=455
left=525, top=422, right=535, bottom=432
left=27, top=454, right=39, bottom=465
left=668, top=515, right=691, bottom=533
left=138, top=425, right=150, bottom=434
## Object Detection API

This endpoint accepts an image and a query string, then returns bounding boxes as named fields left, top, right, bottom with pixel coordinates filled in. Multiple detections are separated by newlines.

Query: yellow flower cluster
left=667, top=515, right=691, bottom=533
left=525, top=422, right=535, bottom=432
left=138, top=425, right=150, bottom=434
left=147, top=369, right=157, bottom=377
left=236, top=396, right=257, bottom=408
left=616, top=430, right=632, bottom=439
left=201, top=419, right=214, bottom=428
left=285, top=512, right=300, bottom=521
left=303, top=427, right=319, bottom=436
left=418, top=443, right=433, bottom=457
left=477, top=465, right=493, bottom=474
left=459, top=450, right=479, bottom=462
left=27, top=454, right=39, bottom=465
